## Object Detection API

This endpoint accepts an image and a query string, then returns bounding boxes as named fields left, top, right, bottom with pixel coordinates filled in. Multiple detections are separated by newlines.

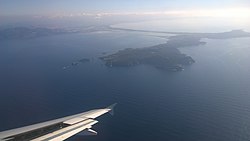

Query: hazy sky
left=0, top=0, right=249, bottom=16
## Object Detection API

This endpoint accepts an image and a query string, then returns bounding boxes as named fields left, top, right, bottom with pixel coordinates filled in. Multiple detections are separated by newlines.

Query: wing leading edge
left=0, top=103, right=117, bottom=141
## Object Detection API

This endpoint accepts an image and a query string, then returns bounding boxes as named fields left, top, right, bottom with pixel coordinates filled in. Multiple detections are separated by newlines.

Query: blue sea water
left=0, top=28, right=250, bottom=141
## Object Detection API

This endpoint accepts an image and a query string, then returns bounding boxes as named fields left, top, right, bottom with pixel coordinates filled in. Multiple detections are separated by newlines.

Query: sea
left=0, top=18, right=250, bottom=141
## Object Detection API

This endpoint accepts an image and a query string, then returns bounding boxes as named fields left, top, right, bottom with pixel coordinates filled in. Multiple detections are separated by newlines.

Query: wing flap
left=63, top=117, right=88, bottom=125
left=31, top=119, right=98, bottom=141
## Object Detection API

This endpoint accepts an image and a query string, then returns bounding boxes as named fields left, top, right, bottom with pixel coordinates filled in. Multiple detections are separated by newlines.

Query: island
left=78, top=58, right=90, bottom=63
left=63, top=58, right=90, bottom=70
left=100, top=44, right=194, bottom=71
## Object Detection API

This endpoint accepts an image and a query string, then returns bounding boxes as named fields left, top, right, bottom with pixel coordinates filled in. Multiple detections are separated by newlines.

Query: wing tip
left=107, top=103, right=117, bottom=116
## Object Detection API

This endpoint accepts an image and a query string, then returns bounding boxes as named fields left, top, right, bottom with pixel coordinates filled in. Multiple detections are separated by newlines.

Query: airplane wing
left=0, top=103, right=117, bottom=141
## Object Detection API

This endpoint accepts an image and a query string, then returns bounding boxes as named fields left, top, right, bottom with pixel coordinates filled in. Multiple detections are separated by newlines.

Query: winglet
left=107, top=103, right=117, bottom=116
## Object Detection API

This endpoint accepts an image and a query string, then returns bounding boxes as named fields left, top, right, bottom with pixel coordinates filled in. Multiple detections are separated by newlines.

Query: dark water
left=0, top=30, right=250, bottom=141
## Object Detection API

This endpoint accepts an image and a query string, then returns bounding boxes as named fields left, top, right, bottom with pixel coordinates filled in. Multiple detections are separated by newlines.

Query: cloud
left=44, top=7, right=250, bottom=19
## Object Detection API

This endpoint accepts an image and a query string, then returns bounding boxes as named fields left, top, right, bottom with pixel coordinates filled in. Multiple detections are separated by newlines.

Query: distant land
left=0, top=26, right=113, bottom=40
left=109, top=26, right=250, bottom=38
left=100, top=29, right=250, bottom=71
left=1, top=26, right=250, bottom=41
left=0, top=27, right=77, bottom=40
left=166, top=30, right=250, bottom=48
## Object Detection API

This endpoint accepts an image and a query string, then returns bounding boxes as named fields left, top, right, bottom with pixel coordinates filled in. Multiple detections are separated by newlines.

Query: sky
left=0, top=0, right=249, bottom=16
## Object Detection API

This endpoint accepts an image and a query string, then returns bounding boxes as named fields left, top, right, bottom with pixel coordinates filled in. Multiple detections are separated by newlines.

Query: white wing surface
left=0, top=103, right=116, bottom=141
